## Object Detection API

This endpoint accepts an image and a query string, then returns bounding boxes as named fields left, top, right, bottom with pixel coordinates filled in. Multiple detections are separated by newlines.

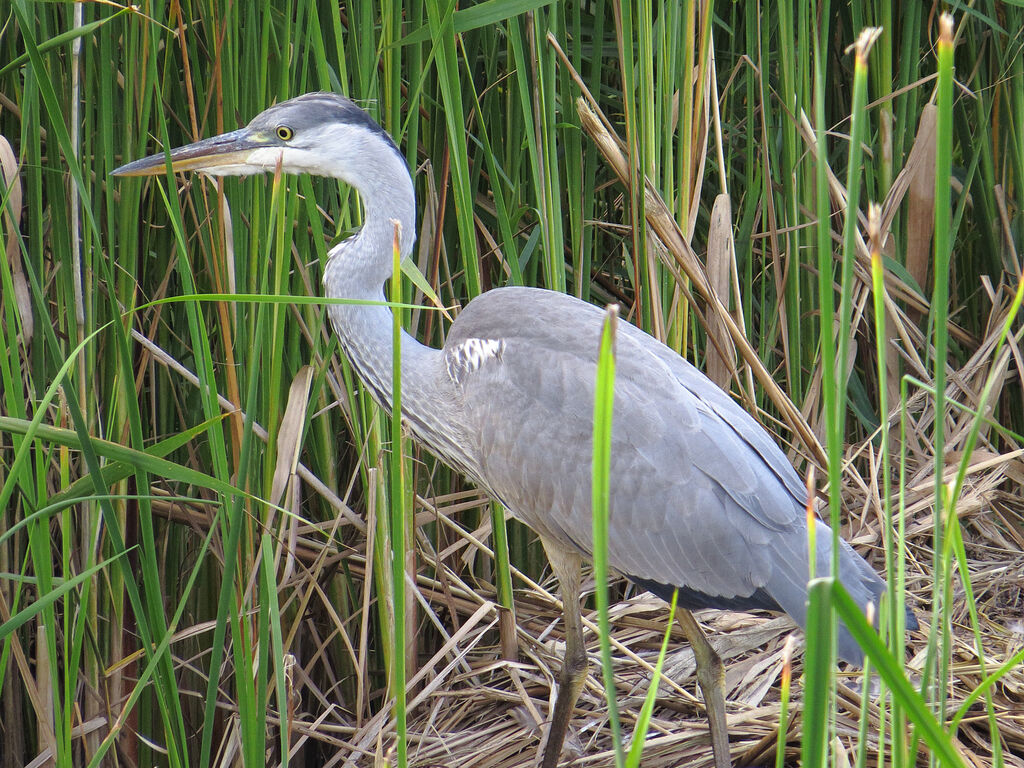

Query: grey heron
left=114, top=91, right=916, bottom=768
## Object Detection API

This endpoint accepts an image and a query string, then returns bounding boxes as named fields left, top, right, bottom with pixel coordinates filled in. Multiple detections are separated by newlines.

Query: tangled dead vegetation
left=268, top=442, right=1023, bottom=768
left=273, top=256, right=1024, bottom=766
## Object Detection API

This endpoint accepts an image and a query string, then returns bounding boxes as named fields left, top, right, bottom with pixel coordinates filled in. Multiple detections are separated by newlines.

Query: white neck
left=319, top=126, right=472, bottom=476
left=321, top=128, right=417, bottom=296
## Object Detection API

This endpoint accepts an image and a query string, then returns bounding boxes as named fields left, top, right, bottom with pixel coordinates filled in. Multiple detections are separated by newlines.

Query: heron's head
left=112, top=92, right=404, bottom=184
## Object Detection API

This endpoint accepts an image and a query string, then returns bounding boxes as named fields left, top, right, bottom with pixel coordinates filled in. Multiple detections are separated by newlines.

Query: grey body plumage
left=114, top=91, right=915, bottom=767
left=444, top=286, right=900, bottom=660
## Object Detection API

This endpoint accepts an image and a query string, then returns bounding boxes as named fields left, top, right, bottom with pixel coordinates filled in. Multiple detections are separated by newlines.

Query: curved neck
left=323, top=138, right=419, bottom=385
left=319, top=132, right=481, bottom=480
left=324, top=138, right=417, bottom=296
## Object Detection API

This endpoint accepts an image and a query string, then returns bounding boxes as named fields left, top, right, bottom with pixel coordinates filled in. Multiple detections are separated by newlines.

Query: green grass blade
left=592, top=303, right=623, bottom=768
left=625, top=589, right=677, bottom=768
left=390, top=223, right=408, bottom=768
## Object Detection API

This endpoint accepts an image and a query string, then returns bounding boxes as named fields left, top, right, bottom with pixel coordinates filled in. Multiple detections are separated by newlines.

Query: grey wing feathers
left=620, top=318, right=810, bottom=510
left=447, top=286, right=896, bottom=664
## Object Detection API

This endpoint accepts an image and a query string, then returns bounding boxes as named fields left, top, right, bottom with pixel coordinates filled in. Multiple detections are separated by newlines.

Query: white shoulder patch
left=446, top=337, right=504, bottom=389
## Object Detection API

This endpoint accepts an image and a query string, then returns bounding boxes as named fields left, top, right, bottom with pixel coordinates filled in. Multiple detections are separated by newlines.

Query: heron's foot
left=676, top=610, right=733, bottom=768
left=526, top=709, right=582, bottom=768
left=509, top=694, right=584, bottom=766
left=694, top=654, right=732, bottom=768
left=537, top=650, right=589, bottom=768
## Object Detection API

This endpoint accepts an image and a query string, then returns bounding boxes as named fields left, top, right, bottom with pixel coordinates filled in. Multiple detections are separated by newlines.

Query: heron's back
left=444, top=286, right=913, bottom=664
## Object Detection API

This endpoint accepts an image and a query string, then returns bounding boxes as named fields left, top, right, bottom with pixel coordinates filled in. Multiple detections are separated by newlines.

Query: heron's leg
left=675, top=608, right=732, bottom=768
left=539, top=544, right=587, bottom=768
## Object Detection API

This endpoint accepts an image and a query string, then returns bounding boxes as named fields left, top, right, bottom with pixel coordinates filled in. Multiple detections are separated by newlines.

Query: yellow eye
left=276, top=125, right=294, bottom=141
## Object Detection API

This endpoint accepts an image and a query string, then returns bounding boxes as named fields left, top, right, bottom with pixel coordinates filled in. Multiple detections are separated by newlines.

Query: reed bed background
left=1, top=1, right=1022, bottom=767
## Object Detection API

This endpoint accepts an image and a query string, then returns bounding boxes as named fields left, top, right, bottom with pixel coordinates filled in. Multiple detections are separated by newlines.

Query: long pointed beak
left=112, top=128, right=271, bottom=177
